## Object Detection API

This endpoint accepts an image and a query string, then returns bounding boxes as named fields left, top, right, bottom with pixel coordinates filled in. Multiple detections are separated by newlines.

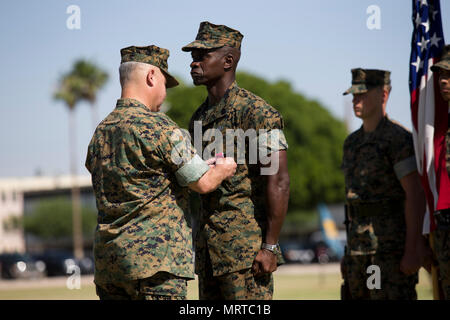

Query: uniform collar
left=356, top=115, right=389, bottom=144
left=116, top=98, right=149, bottom=111
left=199, top=81, right=239, bottom=126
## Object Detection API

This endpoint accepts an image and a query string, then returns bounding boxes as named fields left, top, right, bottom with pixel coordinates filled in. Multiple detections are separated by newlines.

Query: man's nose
left=190, top=60, right=199, bottom=69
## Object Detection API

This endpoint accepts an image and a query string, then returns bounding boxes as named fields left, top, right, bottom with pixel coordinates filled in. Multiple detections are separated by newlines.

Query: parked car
left=308, top=230, right=346, bottom=263
left=0, top=253, right=46, bottom=279
left=279, top=240, right=316, bottom=264
left=31, top=250, right=94, bottom=276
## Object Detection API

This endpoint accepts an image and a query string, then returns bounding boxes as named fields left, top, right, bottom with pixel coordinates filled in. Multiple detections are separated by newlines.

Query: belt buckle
left=435, top=210, right=450, bottom=229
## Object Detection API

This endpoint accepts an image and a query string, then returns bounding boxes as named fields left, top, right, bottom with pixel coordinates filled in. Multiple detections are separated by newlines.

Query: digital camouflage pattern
left=341, top=116, right=418, bottom=300
left=182, top=21, right=244, bottom=52
left=341, top=116, right=417, bottom=256
left=342, top=253, right=418, bottom=300
left=434, top=227, right=450, bottom=299
left=343, top=68, right=391, bottom=96
left=431, top=44, right=450, bottom=72
left=199, top=256, right=273, bottom=300
left=86, top=98, right=205, bottom=285
left=95, top=271, right=187, bottom=300
left=188, top=81, right=288, bottom=277
left=120, top=45, right=179, bottom=88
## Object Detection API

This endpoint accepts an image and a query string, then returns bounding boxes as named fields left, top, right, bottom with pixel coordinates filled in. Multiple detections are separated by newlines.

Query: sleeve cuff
left=394, top=156, right=417, bottom=180
left=257, top=129, right=289, bottom=154
left=175, top=154, right=210, bottom=187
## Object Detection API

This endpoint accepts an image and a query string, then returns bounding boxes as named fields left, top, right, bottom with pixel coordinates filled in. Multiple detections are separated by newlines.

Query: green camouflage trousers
left=341, top=253, right=418, bottom=300
left=434, top=228, right=450, bottom=299
left=198, top=250, right=273, bottom=300
left=95, top=271, right=187, bottom=300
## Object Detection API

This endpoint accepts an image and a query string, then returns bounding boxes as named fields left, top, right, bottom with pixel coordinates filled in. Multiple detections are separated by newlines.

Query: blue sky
left=1, top=0, right=449, bottom=177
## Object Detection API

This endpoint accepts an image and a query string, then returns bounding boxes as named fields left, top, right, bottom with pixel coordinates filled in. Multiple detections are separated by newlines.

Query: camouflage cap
left=431, top=44, right=450, bottom=72
left=182, top=21, right=243, bottom=52
left=343, top=68, right=391, bottom=95
left=120, top=45, right=179, bottom=88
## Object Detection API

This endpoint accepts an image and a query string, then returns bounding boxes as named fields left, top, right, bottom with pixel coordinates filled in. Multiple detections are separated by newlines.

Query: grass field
left=0, top=268, right=433, bottom=300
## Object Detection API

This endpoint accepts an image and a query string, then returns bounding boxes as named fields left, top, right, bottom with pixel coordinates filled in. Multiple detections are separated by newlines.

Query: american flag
left=409, top=0, right=450, bottom=233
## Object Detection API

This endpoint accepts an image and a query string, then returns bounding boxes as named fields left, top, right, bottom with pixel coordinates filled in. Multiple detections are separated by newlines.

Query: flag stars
left=411, top=56, right=424, bottom=72
left=432, top=10, right=439, bottom=20
left=417, top=36, right=430, bottom=52
left=415, top=14, right=422, bottom=28
left=430, top=33, right=442, bottom=48
left=421, top=19, right=430, bottom=33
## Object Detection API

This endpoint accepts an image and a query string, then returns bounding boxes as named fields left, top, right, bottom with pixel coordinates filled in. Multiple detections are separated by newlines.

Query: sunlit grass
left=0, top=268, right=433, bottom=300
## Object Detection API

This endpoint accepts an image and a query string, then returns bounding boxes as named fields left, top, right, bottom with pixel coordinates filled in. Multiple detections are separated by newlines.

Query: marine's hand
left=215, top=157, right=237, bottom=179
left=205, top=157, right=217, bottom=168
left=400, top=251, right=421, bottom=275
left=205, top=153, right=225, bottom=168
left=251, top=249, right=277, bottom=276
left=417, top=237, right=433, bottom=273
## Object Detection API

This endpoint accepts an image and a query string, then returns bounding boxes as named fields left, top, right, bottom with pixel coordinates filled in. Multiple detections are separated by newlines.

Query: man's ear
left=146, top=68, right=156, bottom=87
left=224, top=54, right=234, bottom=70
left=382, top=87, right=390, bottom=104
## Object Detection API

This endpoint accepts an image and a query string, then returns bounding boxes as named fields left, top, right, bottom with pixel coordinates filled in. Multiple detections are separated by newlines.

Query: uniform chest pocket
left=356, top=143, right=392, bottom=180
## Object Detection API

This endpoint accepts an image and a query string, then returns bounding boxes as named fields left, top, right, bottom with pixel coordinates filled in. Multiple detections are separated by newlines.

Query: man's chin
left=353, top=110, right=363, bottom=118
left=192, top=77, right=206, bottom=86
left=441, top=93, right=450, bottom=102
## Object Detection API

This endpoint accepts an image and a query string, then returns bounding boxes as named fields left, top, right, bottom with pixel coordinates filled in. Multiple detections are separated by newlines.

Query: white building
left=0, top=175, right=92, bottom=253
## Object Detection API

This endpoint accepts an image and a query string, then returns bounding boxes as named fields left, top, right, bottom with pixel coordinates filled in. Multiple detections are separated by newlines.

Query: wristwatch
left=261, top=243, right=279, bottom=254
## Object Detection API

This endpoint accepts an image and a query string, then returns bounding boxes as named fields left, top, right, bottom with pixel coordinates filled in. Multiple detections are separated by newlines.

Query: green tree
left=23, top=198, right=97, bottom=240
left=166, top=71, right=347, bottom=211
left=54, top=73, right=85, bottom=259
left=71, top=59, right=109, bottom=129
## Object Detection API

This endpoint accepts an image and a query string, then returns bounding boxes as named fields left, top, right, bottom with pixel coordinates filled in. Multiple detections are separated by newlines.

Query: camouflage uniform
left=340, top=69, right=419, bottom=300
left=183, top=22, right=288, bottom=300
left=85, top=45, right=210, bottom=300
left=431, top=44, right=450, bottom=299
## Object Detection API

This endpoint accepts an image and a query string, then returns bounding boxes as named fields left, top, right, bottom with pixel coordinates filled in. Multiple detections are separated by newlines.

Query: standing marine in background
left=340, top=68, right=428, bottom=299
left=430, top=44, right=450, bottom=299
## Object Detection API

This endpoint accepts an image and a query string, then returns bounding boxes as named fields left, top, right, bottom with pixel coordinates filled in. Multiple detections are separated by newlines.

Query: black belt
left=435, top=209, right=450, bottom=229
left=347, top=200, right=404, bottom=218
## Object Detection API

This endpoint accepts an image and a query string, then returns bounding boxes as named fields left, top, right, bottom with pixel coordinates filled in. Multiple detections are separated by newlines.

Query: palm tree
left=71, top=60, right=108, bottom=130
left=54, top=74, right=85, bottom=260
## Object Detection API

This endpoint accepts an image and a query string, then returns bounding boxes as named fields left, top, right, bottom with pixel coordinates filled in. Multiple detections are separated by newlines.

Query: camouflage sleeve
left=85, top=137, right=95, bottom=174
left=390, top=130, right=417, bottom=180
left=155, top=122, right=210, bottom=187
left=257, top=130, right=288, bottom=154
left=248, top=104, right=288, bottom=154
